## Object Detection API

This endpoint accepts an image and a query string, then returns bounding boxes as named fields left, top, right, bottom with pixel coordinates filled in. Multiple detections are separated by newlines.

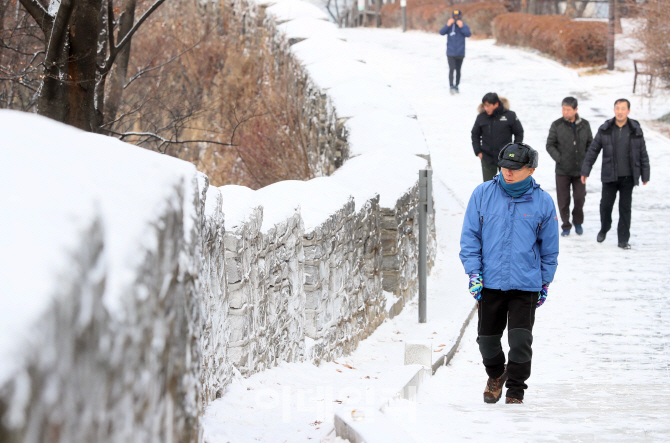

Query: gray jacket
left=581, top=118, right=650, bottom=185
left=546, top=115, right=593, bottom=177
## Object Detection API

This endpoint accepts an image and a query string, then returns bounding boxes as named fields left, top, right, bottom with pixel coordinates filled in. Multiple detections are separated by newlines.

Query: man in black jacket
left=581, top=99, right=650, bottom=249
left=472, top=92, right=524, bottom=182
left=546, top=97, right=593, bottom=237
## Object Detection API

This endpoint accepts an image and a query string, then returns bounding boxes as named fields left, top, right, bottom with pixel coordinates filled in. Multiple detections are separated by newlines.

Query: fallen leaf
left=336, top=369, right=342, bottom=373
left=343, top=364, right=356, bottom=370
left=365, top=376, right=370, bottom=379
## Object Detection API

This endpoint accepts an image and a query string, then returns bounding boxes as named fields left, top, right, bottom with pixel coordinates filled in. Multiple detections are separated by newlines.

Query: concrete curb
left=334, top=303, right=478, bottom=442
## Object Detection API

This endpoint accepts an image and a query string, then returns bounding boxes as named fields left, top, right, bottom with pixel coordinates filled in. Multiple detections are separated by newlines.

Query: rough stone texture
left=382, top=183, right=437, bottom=315
left=222, top=208, right=306, bottom=377
left=303, top=196, right=384, bottom=364
left=199, top=183, right=231, bottom=404
left=0, top=178, right=205, bottom=443
left=262, top=4, right=350, bottom=177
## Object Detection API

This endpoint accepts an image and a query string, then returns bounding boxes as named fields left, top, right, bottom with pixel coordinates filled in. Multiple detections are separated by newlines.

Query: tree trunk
left=37, top=0, right=73, bottom=123
left=565, top=0, right=576, bottom=18
left=528, top=0, right=536, bottom=14
left=576, top=0, right=588, bottom=18
left=66, top=0, right=103, bottom=131
left=104, top=0, right=136, bottom=125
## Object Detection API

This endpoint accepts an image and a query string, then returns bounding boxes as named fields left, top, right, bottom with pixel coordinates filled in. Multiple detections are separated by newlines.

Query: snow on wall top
left=0, top=110, right=200, bottom=384
left=265, top=0, right=329, bottom=21
left=222, top=0, right=431, bottom=233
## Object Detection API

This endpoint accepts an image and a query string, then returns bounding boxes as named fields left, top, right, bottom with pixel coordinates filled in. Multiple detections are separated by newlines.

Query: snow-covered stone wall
left=0, top=0, right=436, bottom=441
left=0, top=112, right=206, bottom=443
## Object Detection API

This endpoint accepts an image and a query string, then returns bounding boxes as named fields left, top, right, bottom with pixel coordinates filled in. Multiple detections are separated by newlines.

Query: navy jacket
left=460, top=175, right=559, bottom=292
left=581, top=118, right=650, bottom=185
left=439, top=22, right=471, bottom=57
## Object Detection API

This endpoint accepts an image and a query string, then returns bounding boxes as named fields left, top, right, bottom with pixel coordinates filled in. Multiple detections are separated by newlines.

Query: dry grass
left=1, top=0, right=319, bottom=189
left=493, top=13, right=607, bottom=66
left=639, top=0, right=670, bottom=90
left=381, top=1, right=508, bottom=36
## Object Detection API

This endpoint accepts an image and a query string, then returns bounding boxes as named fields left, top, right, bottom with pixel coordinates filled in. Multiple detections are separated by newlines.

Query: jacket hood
left=477, top=97, right=510, bottom=114
left=599, top=117, right=643, bottom=136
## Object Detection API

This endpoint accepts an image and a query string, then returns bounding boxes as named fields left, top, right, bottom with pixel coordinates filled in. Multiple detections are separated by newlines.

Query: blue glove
left=537, top=284, right=549, bottom=308
left=469, top=273, right=483, bottom=301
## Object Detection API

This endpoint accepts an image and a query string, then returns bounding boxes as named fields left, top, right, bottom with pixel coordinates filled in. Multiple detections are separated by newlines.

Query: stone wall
left=0, top=0, right=436, bottom=441
left=223, top=206, right=306, bottom=378
left=260, top=2, right=350, bottom=177
left=0, top=178, right=205, bottom=443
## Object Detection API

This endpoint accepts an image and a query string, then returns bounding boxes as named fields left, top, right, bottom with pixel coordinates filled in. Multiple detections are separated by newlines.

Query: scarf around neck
left=499, top=172, right=533, bottom=198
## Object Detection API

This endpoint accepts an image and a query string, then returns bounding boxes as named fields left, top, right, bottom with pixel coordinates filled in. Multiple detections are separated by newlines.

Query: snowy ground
left=205, top=25, right=670, bottom=442
left=340, top=26, right=670, bottom=441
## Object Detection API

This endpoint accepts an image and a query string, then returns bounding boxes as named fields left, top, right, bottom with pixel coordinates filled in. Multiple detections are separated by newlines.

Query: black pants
left=481, top=158, right=499, bottom=182
left=600, top=176, right=634, bottom=243
left=556, top=175, right=586, bottom=230
left=447, top=56, right=464, bottom=87
left=477, top=288, right=537, bottom=400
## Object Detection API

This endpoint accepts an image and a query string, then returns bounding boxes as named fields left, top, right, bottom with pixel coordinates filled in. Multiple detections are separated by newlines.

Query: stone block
left=404, top=341, right=432, bottom=368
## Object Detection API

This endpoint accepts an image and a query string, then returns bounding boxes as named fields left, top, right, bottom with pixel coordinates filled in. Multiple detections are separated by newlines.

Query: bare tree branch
left=18, top=0, right=53, bottom=36
left=123, top=39, right=201, bottom=90
left=107, top=0, right=115, bottom=49
left=100, top=0, right=165, bottom=75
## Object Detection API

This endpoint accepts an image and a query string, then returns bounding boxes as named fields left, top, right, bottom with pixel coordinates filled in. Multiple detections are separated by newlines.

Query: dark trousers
left=447, top=56, right=464, bottom=87
left=600, top=176, right=634, bottom=243
left=556, top=175, right=586, bottom=230
left=477, top=288, right=537, bottom=400
left=481, top=158, right=499, bottom=182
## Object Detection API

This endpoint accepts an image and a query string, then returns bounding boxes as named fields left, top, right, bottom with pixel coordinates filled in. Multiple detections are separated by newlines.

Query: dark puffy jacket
left=439, top=22, right=471, bottom=57
left=471, top=98, right=524, bottom=166
left=546, top=115, right=593, bottom=177
left=581, top=118, right=650, bottom=185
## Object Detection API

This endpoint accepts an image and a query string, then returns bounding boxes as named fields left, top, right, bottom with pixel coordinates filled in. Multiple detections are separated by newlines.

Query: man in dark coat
left=439, top=9, right=471, bottom=94
left=471, top=92, right=524, bottom=182
left=546, top=97, right=593, bottom=237
left=581, top=98, right=650, bottom=249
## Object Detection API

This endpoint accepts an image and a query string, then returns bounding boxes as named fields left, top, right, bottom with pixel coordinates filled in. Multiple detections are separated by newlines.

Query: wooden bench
left=633, top=59, right=654, bottom=94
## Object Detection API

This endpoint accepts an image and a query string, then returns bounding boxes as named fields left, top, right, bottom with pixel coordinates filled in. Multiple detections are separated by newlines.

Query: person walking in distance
left=546, top=97, right=593, bottom=237
left=439, top=9, right=471, bottom=94
left=460, top=143, right=559, bottom=405
left=472, top=92, right=524, bottom=182
left=581, top=99, right=650, bottom=249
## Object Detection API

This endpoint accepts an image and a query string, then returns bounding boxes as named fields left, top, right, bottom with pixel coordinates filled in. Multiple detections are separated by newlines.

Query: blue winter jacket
left=439, top=22, right=471, bottom=57
left=459, top=175, right=559, bottom=292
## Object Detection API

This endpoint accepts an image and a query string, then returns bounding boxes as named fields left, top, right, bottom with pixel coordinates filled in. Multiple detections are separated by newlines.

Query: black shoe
left=618, top=242, right=631, bottom=249
left=597, top=231, right=606, bottom=243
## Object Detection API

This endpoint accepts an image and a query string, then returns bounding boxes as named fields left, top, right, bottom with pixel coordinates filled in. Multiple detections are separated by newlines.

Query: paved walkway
left=342, top=28, right=670, bottom=441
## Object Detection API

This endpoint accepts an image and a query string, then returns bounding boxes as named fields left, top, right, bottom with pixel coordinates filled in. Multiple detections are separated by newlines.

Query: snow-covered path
left=341, top=28, right=670, bottom=441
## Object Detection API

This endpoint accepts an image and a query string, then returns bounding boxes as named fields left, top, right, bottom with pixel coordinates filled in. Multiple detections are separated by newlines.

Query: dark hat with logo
left=452, top=9, right=462, bottom=18
left=497, top=142, right=538, bottom=170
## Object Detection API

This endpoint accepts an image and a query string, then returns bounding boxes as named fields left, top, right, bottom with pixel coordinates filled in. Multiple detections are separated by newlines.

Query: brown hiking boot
left=505, top=397, right=523, bottom=404
left=483, top=369, right=508, bottom=404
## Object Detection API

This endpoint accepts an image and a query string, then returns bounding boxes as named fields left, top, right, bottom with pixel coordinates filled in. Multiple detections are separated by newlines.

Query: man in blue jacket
left=460, top=142, right=559, bottom=404
left=439, top=9, right=471, bottom=94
